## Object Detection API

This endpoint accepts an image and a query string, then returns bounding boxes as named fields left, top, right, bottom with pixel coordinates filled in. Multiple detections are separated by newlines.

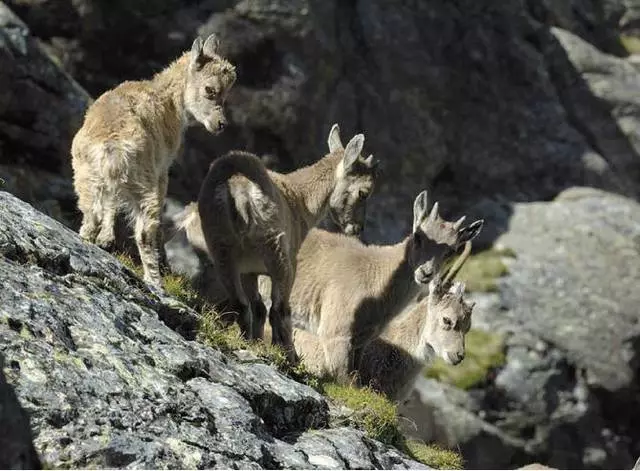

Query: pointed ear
left=428, top=272, right=443, bottom=297
left=328, top=123, right=343, bottom=153
left=190, top=36, right=204, bottom=68
left=202, top=34, right=220, bottom=58
left=342, top=134, right=364, bottom=171
left=457, top=219, right=484, bottom=245
left=412, top=190, right=428, bottom=233
left=452, top=281, right=466, bottom=299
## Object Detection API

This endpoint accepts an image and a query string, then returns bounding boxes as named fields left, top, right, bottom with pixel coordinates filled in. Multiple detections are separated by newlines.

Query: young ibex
left=287, top=192, right=483, bottom=380
left=197, top=124, right=378, bottom=360
left=71, top=34, right=236, bottom=289
left=357, top=245, right=474, bottom=401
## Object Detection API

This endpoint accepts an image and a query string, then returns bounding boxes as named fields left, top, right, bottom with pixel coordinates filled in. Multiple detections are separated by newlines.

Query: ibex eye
left=443, top=317, right=452, bottom=328
left=205, top=86, right=216, bottom=98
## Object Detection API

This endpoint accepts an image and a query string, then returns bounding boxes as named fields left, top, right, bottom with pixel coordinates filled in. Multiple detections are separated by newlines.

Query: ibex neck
left=384, top=299, right=428, bottom=357
left=151, top=52, right=190, bottom=129
left=283, top=151, right=342, bottom=230
left=352, top=238, right=418, bottom=344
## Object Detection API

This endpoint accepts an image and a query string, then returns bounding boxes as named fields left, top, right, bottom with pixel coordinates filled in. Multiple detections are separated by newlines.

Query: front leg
left=156, top=173, right=170, bottom=274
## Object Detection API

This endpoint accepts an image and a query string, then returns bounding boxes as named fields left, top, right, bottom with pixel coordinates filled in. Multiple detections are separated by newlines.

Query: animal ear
left=452, top=281, right=466, bottom=299
left=342, top=134, right=364, bottom=171
left=202, top=34, right=220, bottom=58
left=190, top=36, right=204, bottom=68
left=328, top=123, right=343, bottom=153
left=428, top=272, right=443, bottom=297
left=412, top=190, right=428, bottom=233
left=457, top=219, right=484, bottom=245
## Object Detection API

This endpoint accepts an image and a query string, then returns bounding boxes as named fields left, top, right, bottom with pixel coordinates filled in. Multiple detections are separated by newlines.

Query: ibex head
left=408, top=190, right=483, bottom=285
left=423, top=251, right=475, bottom=365
left=328, top=124, right=379, bottom=237
left=185, top=34, right=237, bottom=135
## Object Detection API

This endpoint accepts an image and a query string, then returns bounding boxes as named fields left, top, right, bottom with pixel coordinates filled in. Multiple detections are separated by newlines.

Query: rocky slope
left=0, top=191, right=427, bottom=469
left=1, top=0, right=640, bottom=468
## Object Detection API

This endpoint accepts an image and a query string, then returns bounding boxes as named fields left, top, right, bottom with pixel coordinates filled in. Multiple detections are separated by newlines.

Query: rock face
left=0, top=354, right=42, bottom=469
left=0, top=2, right=90, bottom=228
left=403, top=188, right=640, bottom=469
left=3, top=0, right=640, bottom=242
left=0, top=191, right=426, bottom=469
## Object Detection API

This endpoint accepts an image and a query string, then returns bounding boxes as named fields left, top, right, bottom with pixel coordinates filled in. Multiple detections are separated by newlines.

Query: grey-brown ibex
left=356, top=244, right=474, bottom=400
left=71, top=34, right=236, bottom=290
left=281, top=192, right=482, bottom=379
left=196, top=124, right=378, bottom=360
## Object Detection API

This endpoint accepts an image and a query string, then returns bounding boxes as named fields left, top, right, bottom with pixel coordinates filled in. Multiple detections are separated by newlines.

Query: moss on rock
left=456, top=247, right=515, bottom=292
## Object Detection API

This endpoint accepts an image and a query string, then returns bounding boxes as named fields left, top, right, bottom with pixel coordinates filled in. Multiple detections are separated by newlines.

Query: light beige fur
left=71, top=34, right=236, bottom=289
left=274, top=193, right=483, bottom=380
left=357, top=264, right=474, bottom=401
left=195, top=124, right=378, bottom=360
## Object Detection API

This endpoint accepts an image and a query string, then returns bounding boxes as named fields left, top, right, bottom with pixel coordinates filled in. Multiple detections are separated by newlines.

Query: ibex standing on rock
left=287, top=192, right=483, bottom=380
left=196, top=124, right=378, bottom=360
left=71, top=34, right=236, bottom=289
left=357, top=244, right=474, bottom=400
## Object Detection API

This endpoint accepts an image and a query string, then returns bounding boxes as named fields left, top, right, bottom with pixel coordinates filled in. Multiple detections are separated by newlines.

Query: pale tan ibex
left=196, top=124, right=378, bottom=360
left=71, top=34, right=236, bottom=290
left=283, top=192, right=483, bottom=380
left=356, top=244, right=474, bottom=401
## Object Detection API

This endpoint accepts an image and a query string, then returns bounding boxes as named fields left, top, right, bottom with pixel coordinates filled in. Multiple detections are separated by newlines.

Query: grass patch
left=425, top=328, right=506, bottom=390
left=320, top=382, right=463, bottom=468
left=620, top=34, right=640, bottom=54
left=405, top=440, right=464, bottom=469
left=115, top=252, right=144, bottom=278
left=456, top=247, right=515, bottom=293
left=321, top=382, right=403, bottom=445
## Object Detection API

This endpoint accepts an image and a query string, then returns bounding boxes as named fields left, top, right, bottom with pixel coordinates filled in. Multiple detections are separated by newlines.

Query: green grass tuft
left=115, top=252, right=144, bottom=278
left=456, top=247, right=515, bottom=293
left=404, top=440, right=464, bottom=469
left=321, top=382, right=403, bottom=445
left=425, top=328, right=506, bottom=390
left=620, top=34, right=640, bottom=54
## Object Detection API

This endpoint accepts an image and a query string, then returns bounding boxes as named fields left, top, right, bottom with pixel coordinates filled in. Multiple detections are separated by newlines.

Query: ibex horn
left=443, top=240, right=472, bottom=286
left=453, top=215, right=466, bottom=231
left=428, top=201, right=439, bottom=221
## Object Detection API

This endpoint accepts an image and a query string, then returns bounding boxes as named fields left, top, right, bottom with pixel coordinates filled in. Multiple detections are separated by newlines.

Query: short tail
left=89, top=141, right=131, bottom=188
left=175, top=202, right=210, bottom=254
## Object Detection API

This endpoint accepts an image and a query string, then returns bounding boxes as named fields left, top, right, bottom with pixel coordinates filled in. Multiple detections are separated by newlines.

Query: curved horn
left=453, top=215, right=466, bottom=231
left=428, top=201, right=440, bottom=221
left=443, top=240, right=472, bottom=286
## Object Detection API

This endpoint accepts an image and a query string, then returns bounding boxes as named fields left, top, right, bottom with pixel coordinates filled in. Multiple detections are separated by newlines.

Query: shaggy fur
left=71, top=34, right=236, bottom=288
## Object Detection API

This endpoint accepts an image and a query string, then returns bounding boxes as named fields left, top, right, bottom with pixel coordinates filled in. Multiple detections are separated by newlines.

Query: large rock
left=0, top=191, right=426, bottom=469
left=0, top=354, right=41, bottom=469
left=0, top=2, right=90, bottom=228
left=402, top=187, right=640, bottom=469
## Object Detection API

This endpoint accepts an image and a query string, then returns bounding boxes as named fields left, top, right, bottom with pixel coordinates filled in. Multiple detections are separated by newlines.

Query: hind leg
left=95, top=197, right=117, bottom=250
left=243, top=274, right=267, bottom=340
left=263, top=236, right=297, bottom=362
left=132, top=192, right=164, bottom=289
left=77, top=185, right=103, bottom=244
left=214, top=249, right=254, bottom=339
